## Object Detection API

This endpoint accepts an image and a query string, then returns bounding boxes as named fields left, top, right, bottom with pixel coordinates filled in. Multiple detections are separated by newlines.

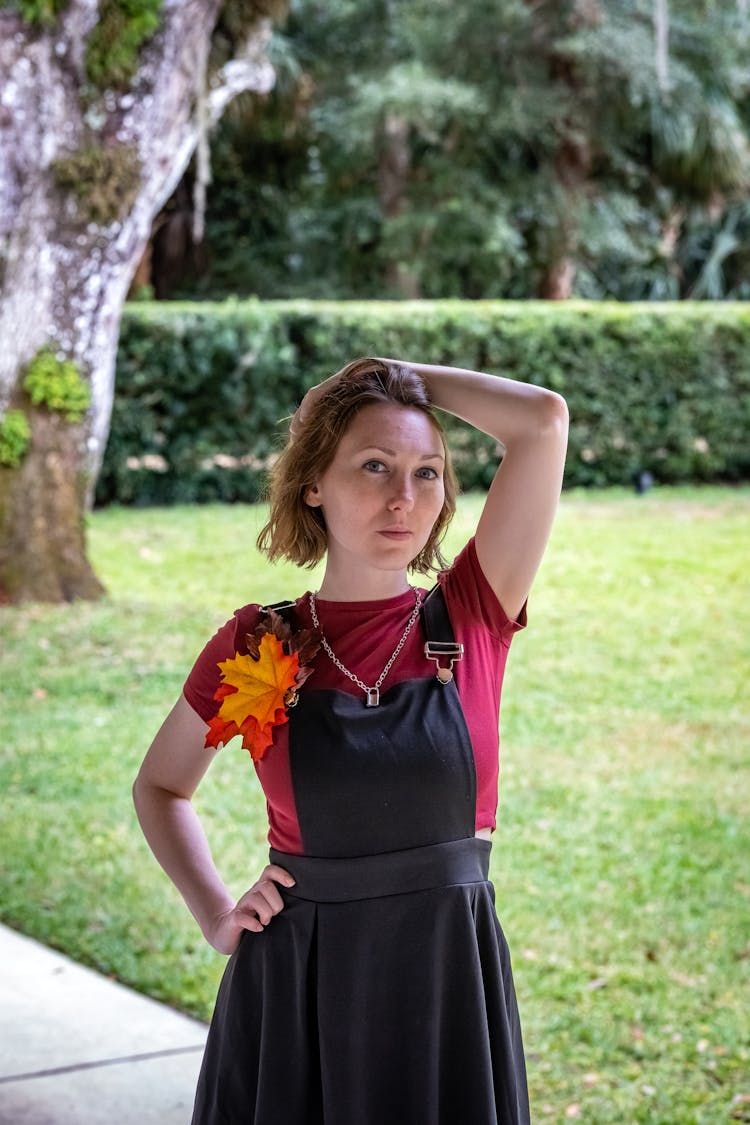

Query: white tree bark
left=653, top=0, right=670, bottom=93
left=0, top=2, right=275, bottom=600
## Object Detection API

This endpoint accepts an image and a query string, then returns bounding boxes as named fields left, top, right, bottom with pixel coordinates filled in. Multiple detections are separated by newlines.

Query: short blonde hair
left=257, top=357, right=458, bottom=574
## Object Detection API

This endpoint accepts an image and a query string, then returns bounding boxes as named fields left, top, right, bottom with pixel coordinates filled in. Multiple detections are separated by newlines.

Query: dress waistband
left=269, top=837, right=491, bottom=903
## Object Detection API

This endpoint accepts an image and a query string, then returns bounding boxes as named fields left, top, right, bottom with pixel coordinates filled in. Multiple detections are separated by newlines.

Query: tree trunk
left=536, top=133, right=592, bottom=301
left=527, top=1, right=599, bottom=300
left=377, top=114, right=421, bottom=298
left=654, top=0, right=670, bottom=93
left=0, top=410, right=104, bottom=602
left=538, top=256, right=577, bottom=301
left=0, top=3, right=275, bottom=602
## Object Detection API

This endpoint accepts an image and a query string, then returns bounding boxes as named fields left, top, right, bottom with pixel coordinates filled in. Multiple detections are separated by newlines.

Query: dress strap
left=261, top=599, right=297, bottom=623
left=421, top=584, right=455, bottom=642
left=421, top=585, right=464, bottom=682
left=265, top=592, right=463, bottom=679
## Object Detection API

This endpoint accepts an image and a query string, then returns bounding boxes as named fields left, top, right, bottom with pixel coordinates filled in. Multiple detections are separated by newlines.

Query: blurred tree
left=570, top=0, right=750, bottom=297
left=0, top=0, right=282, bottom=601
left=163, top=0, right=750, bottom=302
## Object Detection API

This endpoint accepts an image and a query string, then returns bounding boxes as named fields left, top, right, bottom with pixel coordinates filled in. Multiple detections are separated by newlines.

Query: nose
left=387, top=473, right=414, bottom=510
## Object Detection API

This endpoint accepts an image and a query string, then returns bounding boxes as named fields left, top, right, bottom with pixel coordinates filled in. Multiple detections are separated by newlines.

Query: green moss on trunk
left=16, top=0, right=67, bottom=26
left=85, top=0, right=163, bottom=89
left=0, top=412, right=31, bottom=467
left=23, top=349, right=91, bottom=422
left=51, top=145, right=142, bottom=226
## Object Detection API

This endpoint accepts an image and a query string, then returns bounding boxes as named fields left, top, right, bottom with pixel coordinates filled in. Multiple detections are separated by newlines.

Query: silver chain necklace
left=308, top=587, right=423, bottom=707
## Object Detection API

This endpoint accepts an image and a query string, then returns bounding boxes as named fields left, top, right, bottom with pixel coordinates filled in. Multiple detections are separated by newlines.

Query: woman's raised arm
left=381, top=359, right=569, bottom=622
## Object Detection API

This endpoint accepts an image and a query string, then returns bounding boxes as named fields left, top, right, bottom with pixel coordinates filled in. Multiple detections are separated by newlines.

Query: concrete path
left=0, top=924, right=208, bottom=1125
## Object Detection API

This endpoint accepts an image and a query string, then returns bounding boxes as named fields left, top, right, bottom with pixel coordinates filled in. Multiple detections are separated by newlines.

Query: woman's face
left=305, top=403, right=446, bottom=584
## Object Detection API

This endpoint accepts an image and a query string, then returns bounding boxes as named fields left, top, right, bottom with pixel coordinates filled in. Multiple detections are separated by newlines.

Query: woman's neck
left=315, top=563, right=412, bottom=603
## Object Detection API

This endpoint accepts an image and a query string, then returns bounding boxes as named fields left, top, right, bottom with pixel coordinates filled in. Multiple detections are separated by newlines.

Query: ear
left=305, top=484, right=323, bottom=508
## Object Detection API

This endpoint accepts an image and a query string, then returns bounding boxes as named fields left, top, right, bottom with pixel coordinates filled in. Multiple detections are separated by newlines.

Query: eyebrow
left=358, top=445, right=445, bottom=460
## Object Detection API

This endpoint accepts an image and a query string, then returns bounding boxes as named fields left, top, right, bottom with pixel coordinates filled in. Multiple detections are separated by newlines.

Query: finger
left=242, top=916, right=265, bottom=934
left=256, top=884, right=286, bottom=916
left=233, top=898, right=272, bottom=928
left=290, top=369, right=348, bottom=440
left=263, top=864, right=296, bottom=887
left=236, top=887, right=284, bottom=926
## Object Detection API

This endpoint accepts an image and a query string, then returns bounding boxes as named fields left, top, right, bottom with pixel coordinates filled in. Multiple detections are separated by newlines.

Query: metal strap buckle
left=424, top=641, right=464, bottom=684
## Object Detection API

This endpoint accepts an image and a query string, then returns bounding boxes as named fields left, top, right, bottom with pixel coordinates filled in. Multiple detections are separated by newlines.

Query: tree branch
left=207, top=20, right=275, bottom=127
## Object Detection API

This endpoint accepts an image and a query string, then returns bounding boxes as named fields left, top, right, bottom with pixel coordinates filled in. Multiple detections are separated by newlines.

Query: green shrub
left=98, top=300, right=750, bottom=505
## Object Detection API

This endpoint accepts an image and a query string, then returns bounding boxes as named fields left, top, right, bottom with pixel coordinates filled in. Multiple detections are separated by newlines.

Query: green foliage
left=23, top=348, right=91, bottom=423
left=98, top=300, right=750, bottom=507
left=13, top=0, right=66, bottom=23
left=52, top=143, right=141, bottom=225
left=0, top=411, right=31, bottom=467
left=168, top=0, right=750, bottom=302
left=99, top=301, right=298, bottom=505
left=85, top=0, right=163, bottom=89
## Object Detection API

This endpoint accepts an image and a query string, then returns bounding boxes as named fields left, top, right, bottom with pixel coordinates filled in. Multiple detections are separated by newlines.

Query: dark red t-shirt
left=183, top=537, right=525, bottom=853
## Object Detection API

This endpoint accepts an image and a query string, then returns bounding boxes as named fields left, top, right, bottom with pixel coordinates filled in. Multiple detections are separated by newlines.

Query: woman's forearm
left=133, top=776, right=234, bottom=943
left=381, top=358, right=567, bottom=449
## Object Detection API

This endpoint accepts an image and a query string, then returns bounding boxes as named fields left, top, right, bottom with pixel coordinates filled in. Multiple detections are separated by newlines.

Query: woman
left=133, top=356, right=568, bottom=1125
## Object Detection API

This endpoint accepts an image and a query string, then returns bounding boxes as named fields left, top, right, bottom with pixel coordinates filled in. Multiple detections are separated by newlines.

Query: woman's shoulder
left=225, top=587, right=311, bottom=621
left=183, top=596, right=307, bottom=720
left=438, top=537, right=527, bottom=642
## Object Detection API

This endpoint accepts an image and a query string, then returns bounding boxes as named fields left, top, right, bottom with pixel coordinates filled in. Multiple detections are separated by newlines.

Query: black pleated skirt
left=191, top=838, right=529, bottom=1125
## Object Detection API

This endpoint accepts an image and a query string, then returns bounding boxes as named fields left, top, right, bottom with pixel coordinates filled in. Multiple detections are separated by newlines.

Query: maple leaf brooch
left=204, top=608, right=320, bottom=761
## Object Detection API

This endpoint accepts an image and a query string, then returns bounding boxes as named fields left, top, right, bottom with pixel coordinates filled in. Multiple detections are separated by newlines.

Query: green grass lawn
left=1, top=487, right=748, bottom=1123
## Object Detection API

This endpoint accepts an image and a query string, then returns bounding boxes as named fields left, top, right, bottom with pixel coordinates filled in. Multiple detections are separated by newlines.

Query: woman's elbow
left=132, top=771, right=147, bottom=815
left=544, top=387, right=568, bottom=419
left=535, top=388, right=569, bottom=441
left=132, top=769, right=165, bottom=816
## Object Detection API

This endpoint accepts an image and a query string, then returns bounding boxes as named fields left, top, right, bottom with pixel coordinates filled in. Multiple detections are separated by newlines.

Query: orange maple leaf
left=211, top=634, right=300, bottom=760
left=204, top=712, right=239, bottom=750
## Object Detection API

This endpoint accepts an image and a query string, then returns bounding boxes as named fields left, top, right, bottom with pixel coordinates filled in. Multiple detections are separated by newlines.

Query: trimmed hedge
left=97, top=300, right=750, bottom=505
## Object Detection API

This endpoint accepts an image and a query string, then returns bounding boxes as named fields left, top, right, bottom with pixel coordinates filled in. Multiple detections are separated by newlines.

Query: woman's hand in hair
left=289, top=366, right=349, bottom=441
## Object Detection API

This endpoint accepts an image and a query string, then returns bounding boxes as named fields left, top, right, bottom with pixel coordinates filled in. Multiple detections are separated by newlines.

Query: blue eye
left=416, top=466, right=439, bottom=480
left=363, top=460, right=387, bottom=473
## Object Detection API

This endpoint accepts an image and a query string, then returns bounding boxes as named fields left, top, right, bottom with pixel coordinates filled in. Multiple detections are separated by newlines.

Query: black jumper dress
left=191, top=588, right=529, bottom=1125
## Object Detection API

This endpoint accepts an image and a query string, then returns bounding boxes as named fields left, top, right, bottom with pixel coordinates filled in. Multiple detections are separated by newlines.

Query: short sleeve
left=182, top=604, right=263, bottom=722
left=438, top=537, right=527, bottom=644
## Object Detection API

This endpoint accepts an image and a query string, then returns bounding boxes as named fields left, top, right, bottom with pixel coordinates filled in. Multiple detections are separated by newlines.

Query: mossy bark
left=0, top=5, right=276, bottom=602
left=0, top=411, right=104, bottom=603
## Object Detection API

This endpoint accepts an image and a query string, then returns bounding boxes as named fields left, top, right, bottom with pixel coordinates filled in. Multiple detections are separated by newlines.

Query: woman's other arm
left=382, top=359, right=569, bottom=621
left=133, top=694, right=294, bottom=955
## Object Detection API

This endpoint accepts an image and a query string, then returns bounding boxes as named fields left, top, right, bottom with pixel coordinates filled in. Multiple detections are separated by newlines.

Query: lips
left=379, top=529, right=412, bottom=540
